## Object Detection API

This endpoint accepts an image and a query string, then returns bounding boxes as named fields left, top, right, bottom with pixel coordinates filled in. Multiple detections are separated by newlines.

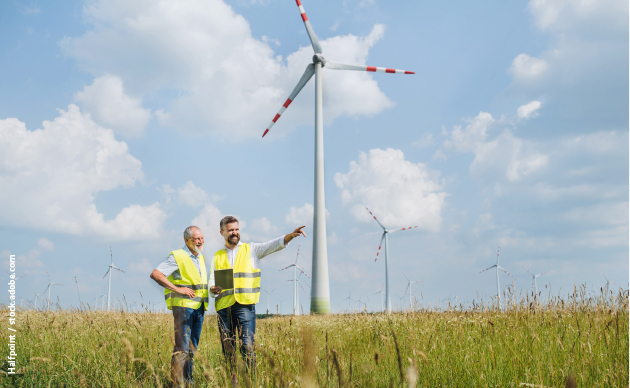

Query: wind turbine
left=522, top=266, right=550, bottom=296
left=102, top=247, right=124, bottom=311
left=365, top=207, right=419, bottom=313
left=342, top=291, right=355, bottom=311
left=278, top=298, right=286, bottom=315
left=404, top=274, right=422, bottom=310
left=373, top=284, right=385, bottom=312
left=262, top=288, right=276, bottom=314
left=280, top=245, right=310, bottom=315
left=262, top=1, right=414, bottom=314
left=42, top=272, right=63, bottom=310
left=479, top=247, right=512, bottom=309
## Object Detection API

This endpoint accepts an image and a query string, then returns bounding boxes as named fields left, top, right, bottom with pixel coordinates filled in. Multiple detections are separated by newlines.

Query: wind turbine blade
left=479, top=264, right=497, bottom=273
left=498, top=266, right=513, bottom=277
left=102, top=268, right=111, bottom=279
left=262, top=64, right=315, bottom=137
left=538, top=271, right=550, bottom=276
left=294, top=245, right=300, bottom=264
left=521, top=265, right=534, bottom=275
left=279, top=264, right=296, bottom=271
left=365, top=207, right=387, bottom=230
left=113, top=267, right=125, bottom=273
left=374, top=232, right=386, bottom=262
left=389, top=226, right=419, bottom=233
left=294, top=0, right=322, bottom=54
left=326, top=62, right=415, bottom=74
left=42, top=285, right=50, bottom=294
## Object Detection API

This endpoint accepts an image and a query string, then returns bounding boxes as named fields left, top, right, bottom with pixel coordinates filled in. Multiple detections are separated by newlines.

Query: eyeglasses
left=188, top=237, right=204, bottom=242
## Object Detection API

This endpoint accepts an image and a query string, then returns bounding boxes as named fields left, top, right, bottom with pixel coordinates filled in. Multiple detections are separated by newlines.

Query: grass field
left=1, top=286, right=627, bottom=387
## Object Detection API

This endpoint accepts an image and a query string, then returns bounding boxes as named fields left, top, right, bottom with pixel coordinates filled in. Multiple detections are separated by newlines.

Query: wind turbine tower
left=522, top=266, right=550, bottom=296
left=366, top=208, right=419, bottom=313
left=103, top=247, right=125, bottom=311
left=479, top=247, right=512, bottom=309
left=404, top=274, right=422, bottom=310
left=43, top=272, right=63, bottom=310
left=262, top=1, right=414, bottom=314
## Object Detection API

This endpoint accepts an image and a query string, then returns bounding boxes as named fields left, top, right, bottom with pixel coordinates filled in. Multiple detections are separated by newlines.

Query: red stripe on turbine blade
left=262, top=129, right=269, bottom=137
left=272, top=114, right=281, bottom=123
left=385, top=68, right=395, bottom=73
left=295, top=0, right=302, bottom=5
left=404, top=71, right=415, bottom=74
left=402, top=228, right=406, bottom=230
left=283, top=98, right=292, bottom=108
left=366, top=66, right=377, bottom=72
left=301, top=13, right=308, bottom=21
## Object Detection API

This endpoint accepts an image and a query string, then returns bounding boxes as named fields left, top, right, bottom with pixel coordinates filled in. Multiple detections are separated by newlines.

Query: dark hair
left=220, top=216, right=239, bottom=230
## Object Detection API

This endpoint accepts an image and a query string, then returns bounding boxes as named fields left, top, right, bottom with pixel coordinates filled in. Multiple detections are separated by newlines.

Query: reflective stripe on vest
left=164, top=249, right=209, bottom=311
left=214, top=243, right=261, bottom=311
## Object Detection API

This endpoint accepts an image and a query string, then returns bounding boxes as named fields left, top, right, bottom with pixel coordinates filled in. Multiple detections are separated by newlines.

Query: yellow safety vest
left=164, top=249, right=209, bottom=311
left=214, top=243, right=261, bottom=311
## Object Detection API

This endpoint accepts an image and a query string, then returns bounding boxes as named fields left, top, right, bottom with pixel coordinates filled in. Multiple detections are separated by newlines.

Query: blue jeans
left=217, top=302, right=256, bottom=373
left=172, top=305, right=205, bottom=387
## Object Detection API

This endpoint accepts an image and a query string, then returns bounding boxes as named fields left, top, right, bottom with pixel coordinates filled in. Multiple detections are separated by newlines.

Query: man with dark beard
left=212, top=215, right=305, bottom=376
left=150, top=225, right=222, bottom=388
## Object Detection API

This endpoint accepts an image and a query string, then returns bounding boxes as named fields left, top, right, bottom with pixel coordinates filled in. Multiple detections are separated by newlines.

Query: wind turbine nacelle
left=313, top=54, right=326, bottom=65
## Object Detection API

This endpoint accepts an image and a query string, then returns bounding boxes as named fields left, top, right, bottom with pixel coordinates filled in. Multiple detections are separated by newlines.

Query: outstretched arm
left=284, top=225, right=306, bottom=245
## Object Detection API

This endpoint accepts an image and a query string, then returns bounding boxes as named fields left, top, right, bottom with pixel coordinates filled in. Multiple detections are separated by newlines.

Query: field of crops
left=1, top=287, right=627, bottom=387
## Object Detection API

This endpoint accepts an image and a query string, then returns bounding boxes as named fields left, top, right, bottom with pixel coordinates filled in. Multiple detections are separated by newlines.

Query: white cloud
left=177, top=181, right=208, bottom=207
left=334, top=148, right=446, bottom=231
left=286, top=203, right=319, bottom=226
left=471, top=132, right=548, bottom=182
left=517, top=100, right=542, bottom=119
left=509, top=53, right=548, bottom=80
left=74, top=74, right=151, bottom=137
left=328, top=231, right=342, bottom=245
left=61, top=1, right=395, bottom=140
left=250, top=217, right=280, bottom=241
left=412, top=133, right=435, bottom=148
left=37, top=238, right=55, bottom=251
left=444, top=112, right=495, bottom=153
left=0, top=104, right=166, bottom=240
left=441, top=112, right=548, bottom=182
left=528, top=0, right=628, bottom=32
left=129, top=258, right=154, bottom=274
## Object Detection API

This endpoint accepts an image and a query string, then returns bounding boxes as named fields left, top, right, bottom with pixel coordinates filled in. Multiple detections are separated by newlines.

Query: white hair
left=183, top=226, right=200, bottom=240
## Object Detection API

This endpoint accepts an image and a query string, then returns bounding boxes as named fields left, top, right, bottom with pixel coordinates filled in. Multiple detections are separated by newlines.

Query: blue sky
left=1, top=0, right=627, bottom=313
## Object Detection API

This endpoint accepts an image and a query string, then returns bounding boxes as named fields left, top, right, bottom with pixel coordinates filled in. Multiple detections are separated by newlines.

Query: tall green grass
left=1, top=286, right=627, bottom=387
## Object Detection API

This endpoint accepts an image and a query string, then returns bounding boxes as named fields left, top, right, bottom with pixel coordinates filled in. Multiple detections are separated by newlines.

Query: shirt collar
left=224, top=241, right=242, bottom=251
left=182, top=245, right=200, bottom=258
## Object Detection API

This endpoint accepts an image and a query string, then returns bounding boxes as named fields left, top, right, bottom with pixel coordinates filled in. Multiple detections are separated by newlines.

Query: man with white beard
left=150, top=226, right=222, bottom=388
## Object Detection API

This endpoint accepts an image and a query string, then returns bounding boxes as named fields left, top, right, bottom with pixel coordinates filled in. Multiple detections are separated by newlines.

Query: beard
left=193, top=244, right=204, bottom=254
left=228, top=234, right=240, bottom=245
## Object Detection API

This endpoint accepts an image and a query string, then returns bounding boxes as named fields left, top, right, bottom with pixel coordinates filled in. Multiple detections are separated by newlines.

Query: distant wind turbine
left=277, top=298, right=286, bottom=315
left=522, top=266, right=550, bottom=296
left=262, top=288, right=276, bottom=314
left=262, top=0, right=414, bottom=314
left=102, top=247, right=124, bottom=311
left=404, top=274, right=422, bottom=310
left=42, top=272, right=63, bottom=310
left=479, top=247, right=512, bottom=309
left=342, top=291, right=356, bottom=311
left=373, top=284, right=385, bottom=312
left=366, top=207, right=419, bottom=313
left=280, top=245, right=310, bottom=315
